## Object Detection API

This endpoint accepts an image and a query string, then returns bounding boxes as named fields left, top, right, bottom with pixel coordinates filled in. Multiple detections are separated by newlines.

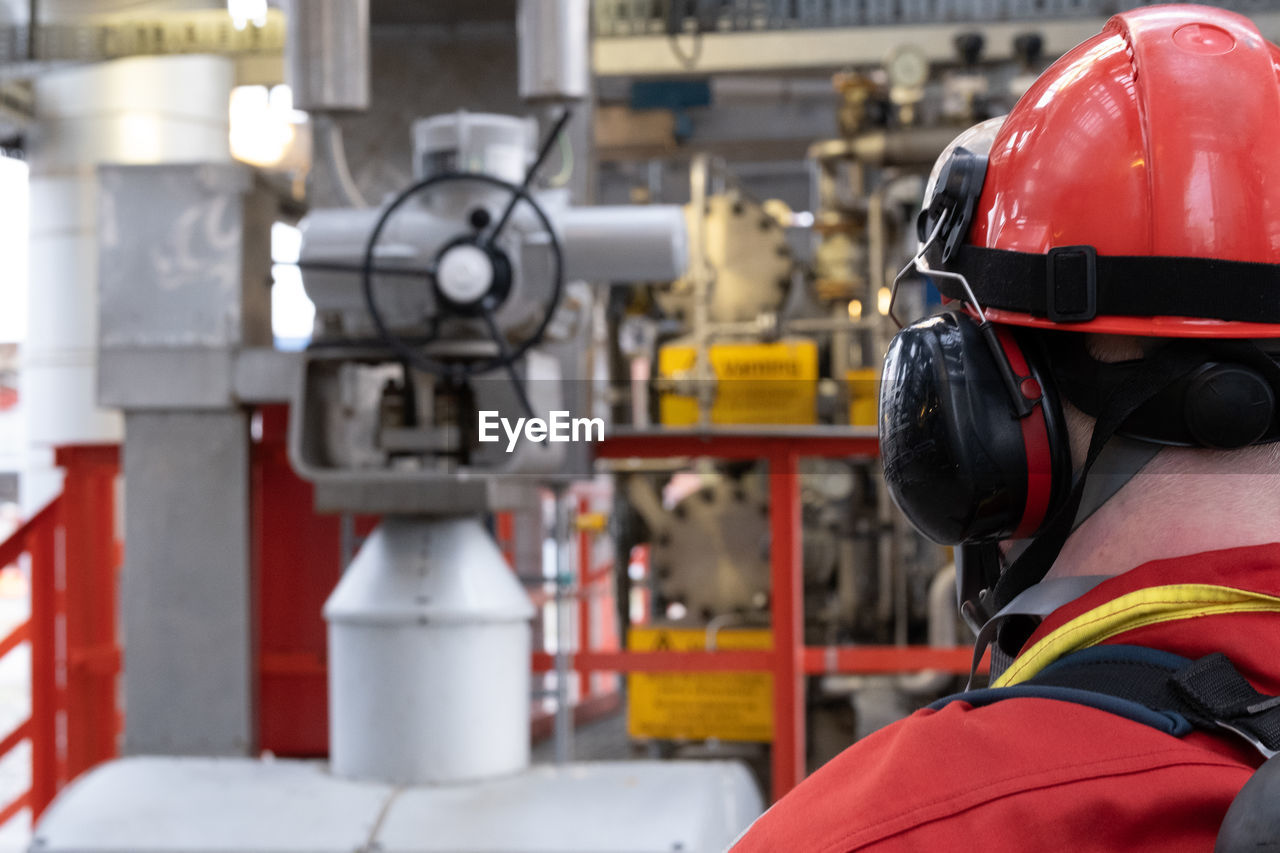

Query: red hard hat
left=934, top=4, right=1280, bottom=338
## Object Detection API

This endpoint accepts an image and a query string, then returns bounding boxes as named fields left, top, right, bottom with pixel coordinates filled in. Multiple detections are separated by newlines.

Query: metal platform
left=33, top=757, right=763, bottom=853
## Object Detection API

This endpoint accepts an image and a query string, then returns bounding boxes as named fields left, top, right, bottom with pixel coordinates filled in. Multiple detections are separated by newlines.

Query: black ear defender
left=878, top=309, right=1072, bottom=546
left=1045, top=335, right=1280, bottom=450
left=886, top=144, right=1280, bottom=554
left=1183, top=365, right=1276, bottom=448
left=886, top=141, right=1280, bottom=647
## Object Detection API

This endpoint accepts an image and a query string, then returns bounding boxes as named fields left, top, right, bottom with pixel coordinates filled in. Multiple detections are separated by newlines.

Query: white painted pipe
left=517, top=0, right=590, bottom=102
left=325, top=516, right=535, bottom=785
left=557, top=204, right=688, bottom=282
left=22, top=54, right=232, bottom=510
left=286, top=0, right=370, bottom=113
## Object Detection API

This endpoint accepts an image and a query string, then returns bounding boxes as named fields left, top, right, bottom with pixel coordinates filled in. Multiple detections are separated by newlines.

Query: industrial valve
left=290, top=110, right=689, bottom=513
left=359, top=113, right=571, bottom=416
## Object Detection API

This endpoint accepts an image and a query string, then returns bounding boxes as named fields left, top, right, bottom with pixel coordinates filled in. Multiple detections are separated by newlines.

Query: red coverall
left=731, top=543, right=1280, bottom=852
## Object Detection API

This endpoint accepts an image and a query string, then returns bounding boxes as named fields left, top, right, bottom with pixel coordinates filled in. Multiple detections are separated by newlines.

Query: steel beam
left=594, top=14, right=1280, bottom=76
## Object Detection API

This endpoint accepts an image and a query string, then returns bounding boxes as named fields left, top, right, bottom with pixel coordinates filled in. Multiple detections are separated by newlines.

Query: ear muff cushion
left=999, top=326, right=1072, bottom=538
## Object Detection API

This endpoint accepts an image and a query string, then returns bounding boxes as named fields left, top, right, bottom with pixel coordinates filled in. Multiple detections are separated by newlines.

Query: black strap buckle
left=1173, top=652, right=1280, bottom=757
left=1046, top=245, right=1098, bottom=322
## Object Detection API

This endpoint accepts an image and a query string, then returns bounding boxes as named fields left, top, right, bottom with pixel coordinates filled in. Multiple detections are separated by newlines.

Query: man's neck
left=1046, top=457, right=1280, bottom=581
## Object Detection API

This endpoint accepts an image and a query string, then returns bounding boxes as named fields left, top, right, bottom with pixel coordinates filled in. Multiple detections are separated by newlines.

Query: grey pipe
left=810, top=127, right=957, bottom=168
left=898, top=563, right=959, bottom=696
left=286, top=0, right=369, bottom=113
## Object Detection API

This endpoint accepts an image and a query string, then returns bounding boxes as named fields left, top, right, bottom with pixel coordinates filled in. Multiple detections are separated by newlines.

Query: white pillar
left=22, top=54, right=233, bottom=510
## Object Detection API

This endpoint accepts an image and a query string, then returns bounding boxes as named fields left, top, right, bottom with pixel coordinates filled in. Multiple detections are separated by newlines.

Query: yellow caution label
left=574, top=512, right=608, bottom=532
left=658, top=340, right=817, bottom=426
left=846, top=367, right=879, bottom=427
left=627, top=627, right=773, bottom=743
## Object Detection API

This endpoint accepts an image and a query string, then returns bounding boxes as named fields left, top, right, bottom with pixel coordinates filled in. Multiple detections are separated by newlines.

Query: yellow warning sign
left=846, top=367, right=879, bottom=427
left=627, top=627, right=773, bottom=743
left=657, top=340, right=818, bottom=426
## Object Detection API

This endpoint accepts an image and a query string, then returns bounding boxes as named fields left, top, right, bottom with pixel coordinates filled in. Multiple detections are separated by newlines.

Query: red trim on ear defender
left=995, top=325, right=1052, bottom=538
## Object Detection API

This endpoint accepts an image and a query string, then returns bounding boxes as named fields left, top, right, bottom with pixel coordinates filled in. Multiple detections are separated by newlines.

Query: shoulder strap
left=939, top=683, right=1193, bottom=737
left=932, top=644, right=1280, bottom=758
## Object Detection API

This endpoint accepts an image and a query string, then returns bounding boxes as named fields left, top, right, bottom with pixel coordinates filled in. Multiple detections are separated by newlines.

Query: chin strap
left=1069, top=436, right=1163, bottom=531
left=961, top=437, right=1161, bottom=688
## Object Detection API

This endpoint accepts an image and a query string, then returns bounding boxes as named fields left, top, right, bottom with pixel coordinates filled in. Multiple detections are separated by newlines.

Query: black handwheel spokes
left=360, top=169, right=566, bottom=414
left=484, top=109, right=573, bottom=249
left=299, top=259, right=437, bottom=280
left=479, top=303, right=535, bottom=419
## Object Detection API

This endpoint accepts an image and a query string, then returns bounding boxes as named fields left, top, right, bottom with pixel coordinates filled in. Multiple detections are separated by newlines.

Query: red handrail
left=0, top=497, right=57, bottom=826
left=0, top=445, right=123, bottom=829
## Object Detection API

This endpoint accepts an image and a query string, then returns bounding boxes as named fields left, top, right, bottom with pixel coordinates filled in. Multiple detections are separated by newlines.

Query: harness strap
left=966, top=576, right=1110, bottom=689
left=938, top=645, right=1280, bottom=758
left=1172, top=654, right=1280, bottom=758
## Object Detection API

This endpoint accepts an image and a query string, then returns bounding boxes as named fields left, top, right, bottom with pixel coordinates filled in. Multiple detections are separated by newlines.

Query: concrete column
left=121, top=411, right=253, bottom=756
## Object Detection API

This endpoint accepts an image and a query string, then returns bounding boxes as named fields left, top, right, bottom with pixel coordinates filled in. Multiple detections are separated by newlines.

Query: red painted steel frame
left=26, top=501, right=58, bottom=818
left=0, top=446, right=124, bottom=828
left=531, top=646, right=976, bottom=675
left=54, top=447, right=122, bottom=787
left=591, top=432, right=979, bottom=802
left=577, top=496, right=591, bottom=699
left=254, top=405, right=340, bottom=756
left=770, top=449, right=805, bottom=799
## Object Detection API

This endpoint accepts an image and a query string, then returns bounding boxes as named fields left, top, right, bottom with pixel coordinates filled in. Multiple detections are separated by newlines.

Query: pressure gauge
left=887, top=46, right=929, bottom=90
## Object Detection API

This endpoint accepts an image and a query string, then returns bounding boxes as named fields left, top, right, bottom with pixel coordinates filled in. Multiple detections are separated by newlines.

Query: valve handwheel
left=360, top=111, right=572, bottom=415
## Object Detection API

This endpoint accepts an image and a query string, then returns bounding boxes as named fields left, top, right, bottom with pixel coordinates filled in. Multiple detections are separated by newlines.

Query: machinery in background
left=603, top=38, right=1038, bottom=768
left=291, top=109, right=688, bottom=513
left=33, top=110, right=764, bottom=852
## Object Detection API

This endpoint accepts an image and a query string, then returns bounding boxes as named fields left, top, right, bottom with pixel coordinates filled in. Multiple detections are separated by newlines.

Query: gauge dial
left=887, top=46, right=929, bottom=89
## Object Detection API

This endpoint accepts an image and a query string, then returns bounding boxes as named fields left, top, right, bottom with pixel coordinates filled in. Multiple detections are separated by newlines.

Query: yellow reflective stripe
left=994, top=584, right=1280, bottom=688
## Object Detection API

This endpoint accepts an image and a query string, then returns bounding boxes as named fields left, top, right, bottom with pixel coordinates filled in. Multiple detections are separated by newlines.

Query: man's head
left=877, top=5, right=1280, bottom=627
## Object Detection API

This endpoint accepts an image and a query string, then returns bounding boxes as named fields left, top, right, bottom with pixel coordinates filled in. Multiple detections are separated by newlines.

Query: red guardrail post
left=768, top=448, right=805, bottom=802
left=55, top=446, right=121, bottom=784
left=28, top=499, right=60, bottom=817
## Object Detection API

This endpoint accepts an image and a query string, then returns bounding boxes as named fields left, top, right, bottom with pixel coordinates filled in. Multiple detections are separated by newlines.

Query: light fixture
left=228, top=0, right=268, bottom=31
left=229, top=84, right=302, bottom=169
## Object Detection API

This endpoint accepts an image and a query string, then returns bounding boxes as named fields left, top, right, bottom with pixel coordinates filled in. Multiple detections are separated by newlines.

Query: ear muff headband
left=918, top=147, right=989, bottom=265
